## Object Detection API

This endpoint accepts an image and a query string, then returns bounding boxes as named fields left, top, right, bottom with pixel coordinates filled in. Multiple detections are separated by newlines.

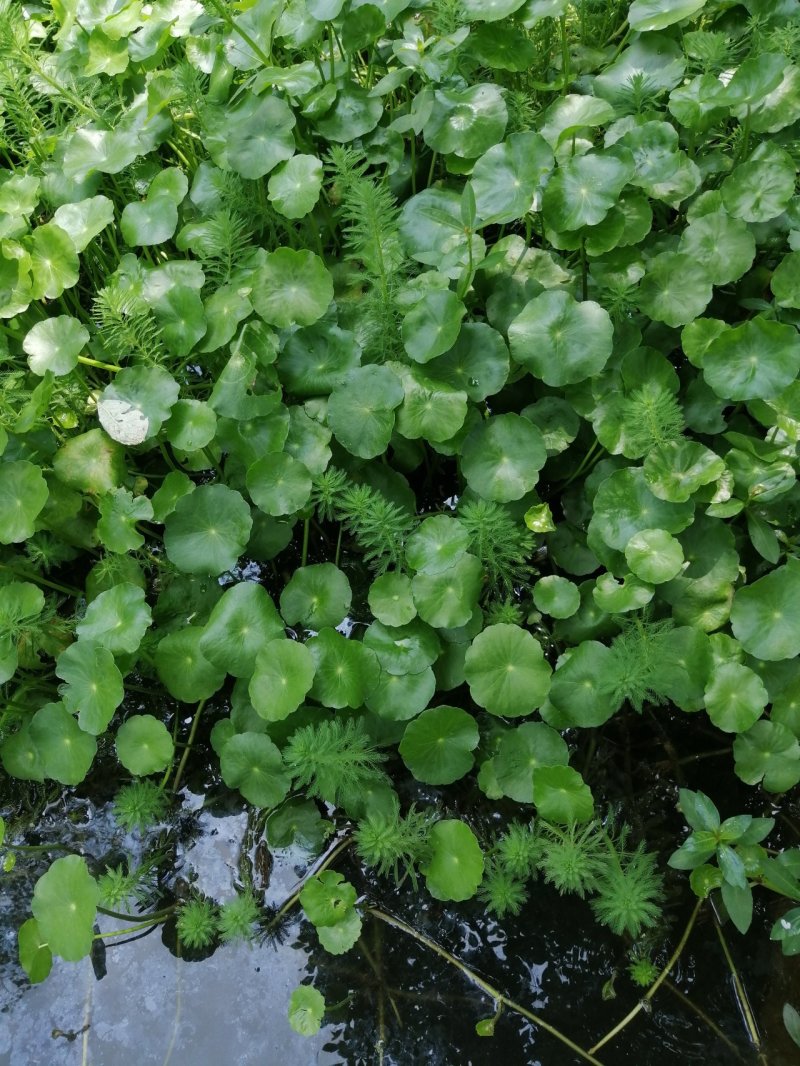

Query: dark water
left=2, top=777, right=798, bottom=1066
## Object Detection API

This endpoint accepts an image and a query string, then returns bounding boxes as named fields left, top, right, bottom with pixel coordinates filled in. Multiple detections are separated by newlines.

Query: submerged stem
left=589, top=898, right=703, bottom=1054
left=368, top=907, right=606, bottom=1066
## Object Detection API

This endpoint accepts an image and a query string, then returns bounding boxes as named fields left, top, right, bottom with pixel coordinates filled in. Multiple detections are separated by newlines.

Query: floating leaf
left=424, top=84, right=507, bottom=158
left=250, top=638, right=315, bottom=721
left=23, top=315, right=88, bottom=376
left=461, top=414, right=546, bottom=502
left=164, top=484, right=253, bottom=576
left=703, top=317, right=800, bottom=401
left=471, top=132, right=553, bottom=225
left=32, top=856, right=99, bottom=962
left=280, top=563, right=352, bottom=630
left=307, top=628, right=379, bottom=709
left=705, top=663, right=767, bottom=734
left=508, top=291, right=613, bottom=386
left=542, top=152, right=633, bottom=231
left=52, top=429, right=126, bottom=495
left=412, top=554, right=483, bottom=629
left=733, top=720, right=800, bottom=792
left=399, top=705, right=479, bottom=784
left=268, top=155, right=323, bottom=219
left=252, top=248, right=333, bottom=329
left=56, top=640, right=124, bottom=735
left=0, top=461, right=48, bottom=543
left=220, top=732, right=291, bottom=808
left=464, top=623, right=551, bottom=716
left=76, top=583, right=151, bottom=655
left=288, top=985, right=326, bottom=1037
left=423, top=820, right=484, bottom=901
left=368, top=573, right=417, bottom=627
left=624, top=529, right=685, bottom=584
left=406, top=515, right=470, bottom=575
left=116, top=715, right=174, bottom=775
left=156, top=627, right=226, bottom=703
left=327, top=365, right=404, bottom=459
left=731, top=562, right=800, bottom=661
left=532, top=765, right=594, bottom=824
left=18, top=919, right=52, bottom=984
left=30, top=703, right=96, bottom=786
left=200, top=582, right=285, bottom=677
left=494, top=721, right=569, bottom=803
left=365, top=666, right=436, bottom=721
left=532, top=576, right=580, bottom=619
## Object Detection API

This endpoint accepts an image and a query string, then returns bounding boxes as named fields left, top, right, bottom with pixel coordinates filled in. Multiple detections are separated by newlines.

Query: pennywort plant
left=2, top=0, right=800, bottom=1055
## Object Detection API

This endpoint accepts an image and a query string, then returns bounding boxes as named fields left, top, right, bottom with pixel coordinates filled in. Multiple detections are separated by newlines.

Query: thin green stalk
left=94, top=917, right=165, bottom=940
left=711, top=905, right=765, bottom=1058
left=589, top=899, right=703, bottom=1054
left=170, top=699, right=206, bottom=794
left=0, top=563, right=81, bottom=597
left=368, top=907, right=605, bottom=1066
left=301, top=518, right=310, bottom=567
left=559, top=15, right=570, bottom=95
left=98, top=905, right=175, bottom=923
left=77, top=355, right=122, bottom=373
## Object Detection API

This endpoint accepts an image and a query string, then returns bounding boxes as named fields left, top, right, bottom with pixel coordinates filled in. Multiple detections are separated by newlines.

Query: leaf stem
left=711, top=903, right=764, bottom=1057
left=0, top=563, right=81, bottom=597
left=77, top=355, right=122, bottom=373
left=368, top=907, right=606, bottom=1066
left=169, top=699, right=207, bottom=794
left=589, top=898, right=703, bottom=1054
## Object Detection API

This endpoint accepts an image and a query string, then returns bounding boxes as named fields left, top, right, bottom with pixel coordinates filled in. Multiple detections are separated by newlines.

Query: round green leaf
left=156, top=627, right=226, bottom=702
left=250, top=638, right=315, bottom=721
left=532, top=765, right=594, bottom=823
left=164, top=484, right=253, bottom=575
left=1, top=726, right=44, bottom=781
left=593, top=572, right=654, bottom=613
left=327, top=365, right=404, bottom=459
left=288, top=986, right=326, bottom=1037
left=771, top=251, right=800, bottom=308
left=116, top=714, right=174, bottom=775
left=532, top=576, right=580, bottom=618
left=315, top=84, right=382, bottom=142
left=23, top=315, right=88, bottom=376
left=429, top=322, right=509, bottom=402
left=18, top=918, right=52, bottom=984
left=205, top=91, right=295, bottom=178
left=307, top=628, right=379, bottom=709
left=703, top=317, right=800, bottom=401
left=731, top=562, right=800, bottom=661
left=98, top=365, right=180, bottom=444
left=733, top=720, right=800, bottom=792
left=56, top=640, right=124, bottom=735
left=220, top=732, right=291, bottom=807
left=508, top=291, right=613, bottom=386
left=0, top=461, right=48, bottom=543
left=721, top=146, right=795, bottom=223
left=268, top=155, right=323, bottom=219
left=590, top=467, right=694, bottom=551
left=472, top=132, right=553, bottom=224
left=252, top=249, right=333, bottom=329
left=407, top=516, right=470, bottom=576
left=542, top=152, right=633, bottom=231
left=637, top=252, right=712, bottom=327
left=642, top=440, right=725, bottom=502
left=76, top=583, right=151, bottom=655
left=32, top=855, right=99, bottom=962
left=625, top=529, right=685, bottom=583
left=200, top=582, right=285, bottom=678
left=705, top=663, right=768, bottom=734
left=679, top=209, right=755, bottom=286
left=494, top=721, right=569, bottom=803
left=461, top=0, right=527, bottom=20
left=121, top=196, right=179, bottom=247
left=628, top=0, right=706, bottom=31
left=365, top=666, right=435, bottom=721
left=368, top=572, right=417, bottom=627
left=247, top=453, right=312, bottom=517
left=280, top=563, right=352, bottom=630
left=52, top=429, right=126, bottom=495
left=461, top=414, right=546, bottom=502
left=394, top=364, right=468, bottom=442
left=165, top=400, right=217, bottom=453
left=546, top=642, right=620, bottom=727
left=278, top=322, right=360, bottom=398
left=30, top=702, right=96, bottom=786
left=363, top=619, right=441, bottom=676
left=29, top=223, right=79, bottom=300
left=399, top=705, right=479, bottom=784
left=423, top=819, right=484, bottom=901
left=464, top=623, right=551, bottom=716
left=424, top=84, right=507, bottom=159
left=402, top=290, right=466, bottom=364
left=412, top=554, right=483, bottom=629
left=51, top=195, right=113, bottom=252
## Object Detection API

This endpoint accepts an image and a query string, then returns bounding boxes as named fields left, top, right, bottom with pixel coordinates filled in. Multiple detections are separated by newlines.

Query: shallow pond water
left=2, top=774, right=798, bottom=1066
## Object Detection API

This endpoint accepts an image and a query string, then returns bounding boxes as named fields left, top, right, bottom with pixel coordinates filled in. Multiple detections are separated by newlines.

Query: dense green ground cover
left=1, top=0, right=800, bottom=1055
